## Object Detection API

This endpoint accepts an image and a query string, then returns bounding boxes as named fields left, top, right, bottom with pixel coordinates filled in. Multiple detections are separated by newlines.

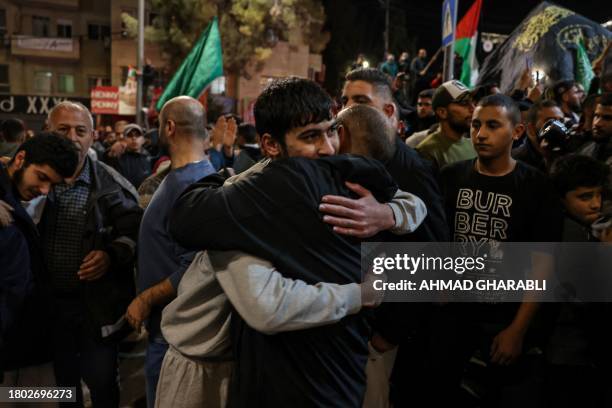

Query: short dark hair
left=254, top=77, right=332, bottom=144
left=477, top=94, right=521, bottom=125
left=551, top=154, right=609, bottom=196
left=552, top=80, right=577, bottom=104
left=418, top=89, right=434, bottom=99
left=12, top=132, right=79, bottom=178
left=527, top=99, right=560, bottom=125
left=345, top=68, right=393, bottom=101
left=237, top=123, right=258, bottom=144
left=598, top=93, right=612, bottom=108
left=1, top=119, right=26, bottom=143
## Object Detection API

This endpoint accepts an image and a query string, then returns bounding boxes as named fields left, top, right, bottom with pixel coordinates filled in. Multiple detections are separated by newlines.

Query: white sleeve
left=387, top=188, right=428, bottom=235
left=208, top=250, right=362, bottom=335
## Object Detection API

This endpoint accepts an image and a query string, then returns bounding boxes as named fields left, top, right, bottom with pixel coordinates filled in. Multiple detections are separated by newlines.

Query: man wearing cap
left=415, top=80, right=477, bottom=170
left=105, top=123, right=152, bottom=189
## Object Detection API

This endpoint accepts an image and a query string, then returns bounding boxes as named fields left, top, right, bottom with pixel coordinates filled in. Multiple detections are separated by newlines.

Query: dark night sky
left=321, top=0, right=608, bottom=94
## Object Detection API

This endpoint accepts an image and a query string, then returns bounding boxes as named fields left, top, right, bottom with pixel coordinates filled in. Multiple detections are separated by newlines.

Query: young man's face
left=280, top=119, right=339, bottom=159
left=417, top=97, right=433, bottom=118
left=593, top=104, right=612, bottom=141
left=471, top=105, right=522, bottom=160
left=563, top=186, right=602, bottom=225
left=13, top=162, right=63, bottom=201
left=341, top=80, right=385, bottom=112
left=125, top=130, right=145, bottom=152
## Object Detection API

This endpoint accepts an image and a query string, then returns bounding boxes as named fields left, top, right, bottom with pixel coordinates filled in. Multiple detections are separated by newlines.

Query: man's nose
left=318, top=137, right=335, bottom=156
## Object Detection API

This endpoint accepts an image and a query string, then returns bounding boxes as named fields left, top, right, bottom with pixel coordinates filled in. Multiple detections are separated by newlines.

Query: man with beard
left=552, top=80, right=582, bottom=127
left=416, top=80, right=477, bottom=169
left=0, top=133, right=78, bottom=386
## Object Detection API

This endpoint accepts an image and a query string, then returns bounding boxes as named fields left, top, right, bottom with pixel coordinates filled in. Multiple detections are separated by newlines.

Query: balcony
left=11, top=36, right=80, bottom=60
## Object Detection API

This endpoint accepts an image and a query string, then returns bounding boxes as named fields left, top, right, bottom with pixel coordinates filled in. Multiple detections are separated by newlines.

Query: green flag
left=156, top=17, right=223, bottom=111
left=575, top=39, right=594, bottom=94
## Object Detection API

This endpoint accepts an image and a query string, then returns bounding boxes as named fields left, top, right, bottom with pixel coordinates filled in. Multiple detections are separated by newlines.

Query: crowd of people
left=0, top=45, right=612, bottom=408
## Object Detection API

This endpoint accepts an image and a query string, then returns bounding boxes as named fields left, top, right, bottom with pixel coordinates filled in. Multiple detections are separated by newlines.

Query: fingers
left=321, top=195, right=359, bottom=209
left=345, top=182, right=372, bottom=198
left=319, top=203, right=362, bottom=219
left=322, top=214, right=364, bottom=230
left=0, top=200, right=14, bottom=211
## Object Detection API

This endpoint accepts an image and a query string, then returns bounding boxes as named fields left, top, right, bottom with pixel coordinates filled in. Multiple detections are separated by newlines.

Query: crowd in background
left=0, top=41, right=611, bottom=408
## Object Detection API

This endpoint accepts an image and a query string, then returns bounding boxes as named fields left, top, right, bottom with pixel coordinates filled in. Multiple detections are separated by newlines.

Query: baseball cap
left=123, top=123, right=144, bottom=137
left=432, top=80, right=472, bottom=110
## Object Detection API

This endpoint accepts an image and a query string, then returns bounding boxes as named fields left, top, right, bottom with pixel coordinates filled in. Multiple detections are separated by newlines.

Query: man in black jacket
left=42, top=101, right=143, bottom=407
left=0, top=133, right=78, bottom=385
left=169, top=78, right=406, bottom=407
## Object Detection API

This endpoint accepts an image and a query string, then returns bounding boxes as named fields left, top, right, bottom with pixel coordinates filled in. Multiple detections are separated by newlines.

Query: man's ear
left=10, top=150, right=26, bottom=171
left=435, top=107, right=448, bottom=120
left=513, top=122, right=526, bottom=141
left=337, top=124, right=351, bottom=154
left=260, top=133, right=282, bottom=159
left=382, top=102, right=396, bottom=120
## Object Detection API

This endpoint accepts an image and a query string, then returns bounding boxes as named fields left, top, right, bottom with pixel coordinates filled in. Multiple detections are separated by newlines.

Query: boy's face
left=471, top=105, right=522, bottom=160
left=563, top=186, right=602, bottom=225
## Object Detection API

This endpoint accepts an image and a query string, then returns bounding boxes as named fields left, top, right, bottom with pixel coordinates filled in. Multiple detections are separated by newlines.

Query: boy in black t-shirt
left=426, top=95, right=563, bottom=406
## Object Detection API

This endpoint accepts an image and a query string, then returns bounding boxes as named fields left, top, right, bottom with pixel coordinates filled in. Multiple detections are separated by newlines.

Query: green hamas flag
left=575, top=39, right=594, bottom=93
left=156, top=17, right=223, bottom=111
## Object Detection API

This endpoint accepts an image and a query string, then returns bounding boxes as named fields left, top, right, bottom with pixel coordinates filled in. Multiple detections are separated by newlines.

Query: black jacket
left=105, top=150, right=152, bottom=189
left=39, top=159, right=142, bottom=342
left=0, top=164, right=47, bottom=372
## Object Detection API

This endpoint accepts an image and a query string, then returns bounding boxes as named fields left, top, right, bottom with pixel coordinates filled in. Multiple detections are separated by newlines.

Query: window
left=57, top=21, right=72, bottom=38
left=88, top=23, right=100, bottom=40
left=88, top=23, right=110, bottom=41
left=101, top=25, right=110, bottom=40
left=32, top=16, right=50, bottom=37
left=58, top=74, right=75, bottom=93
left=34, top=71, right=52, bottom=94
left=0, top=9, right=6, bottom=37
left=0, top=65, right=9, bottom=93
left=210, top=76, right=226, bottom=95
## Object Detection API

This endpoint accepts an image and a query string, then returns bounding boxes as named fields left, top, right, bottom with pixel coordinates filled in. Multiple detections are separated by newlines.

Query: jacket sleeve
left=209, top=250, right=362, bottom=335
left=168, top=173, right=228, bottom=250
left=104, top=188, right=143, bottom=271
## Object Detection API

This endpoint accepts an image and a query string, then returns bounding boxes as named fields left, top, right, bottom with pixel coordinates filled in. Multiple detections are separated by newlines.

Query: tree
left=123, top=0, right=329, bottom=77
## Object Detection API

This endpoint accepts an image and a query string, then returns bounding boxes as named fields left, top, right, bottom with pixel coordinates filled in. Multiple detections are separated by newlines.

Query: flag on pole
left=156, top=17, right=223, bottom=111
left=454, top=0, right=482, bottom=87
left=575, top=38, right=594, bottom=93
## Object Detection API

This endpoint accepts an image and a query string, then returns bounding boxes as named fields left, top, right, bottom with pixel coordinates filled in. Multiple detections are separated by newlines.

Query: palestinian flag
left=455, top=0, right=482, bottom=87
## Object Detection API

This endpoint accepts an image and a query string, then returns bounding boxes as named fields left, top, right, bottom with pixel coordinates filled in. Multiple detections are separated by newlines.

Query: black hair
left=418, top=89, right=435, bottom=99
left=598, top=93, right=612, bottom=107
left=552, top=80, right=577, bottom=104
left=345, top=68, right=393, bottom=101
left=551, top=154, right=609, bottom=196
left=477, top=94, right=521, bottom=125
left=1, top=118, right=26, bottom=143
left=527, top=99, right=560, bottom=125
left=237, top=123, right=258, bottom=144
left=254, top=77, right=332, bottom=144
left=11, top=132, right=79, bottom=178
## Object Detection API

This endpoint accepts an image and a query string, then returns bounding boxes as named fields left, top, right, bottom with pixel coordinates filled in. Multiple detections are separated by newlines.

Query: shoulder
left=439, top=159, right=472, bottom=181
left=94, top=160, right=139, bottom=202
left=416, top=131, right=440, bottom=150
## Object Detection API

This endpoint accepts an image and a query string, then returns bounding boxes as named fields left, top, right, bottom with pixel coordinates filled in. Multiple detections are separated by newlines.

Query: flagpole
left=136, top=0, right=145, bottom=126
